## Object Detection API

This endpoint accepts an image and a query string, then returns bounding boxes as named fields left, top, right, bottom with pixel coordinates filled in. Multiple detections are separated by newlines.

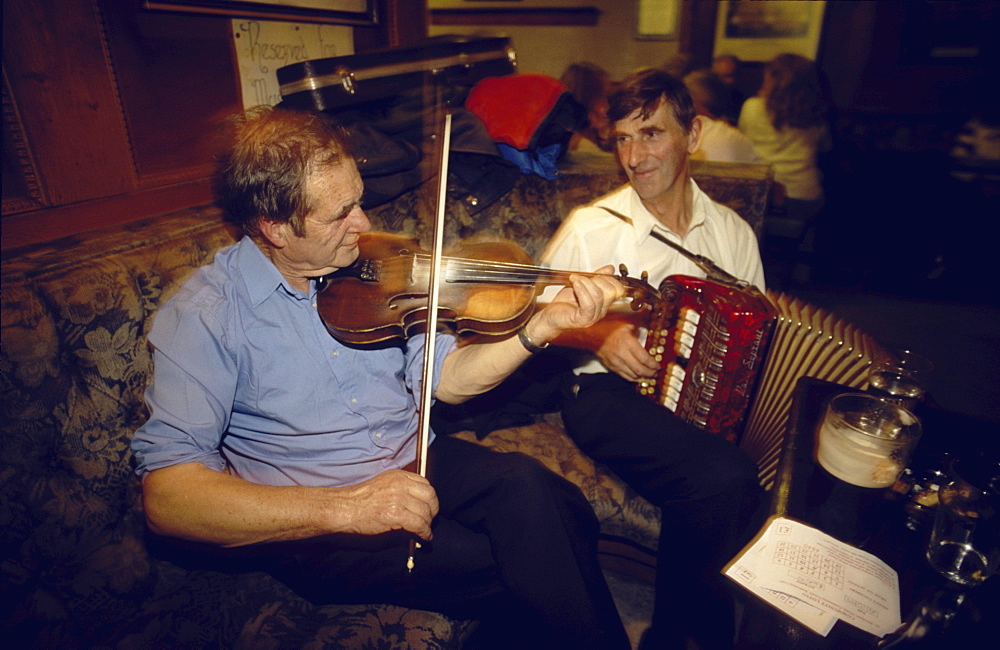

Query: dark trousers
left=560, top=373, right=766, bottom=650
left=266, top=435, right=629, bottom=650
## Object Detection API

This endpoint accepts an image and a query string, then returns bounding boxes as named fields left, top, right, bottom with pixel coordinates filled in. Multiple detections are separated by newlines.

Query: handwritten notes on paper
left=232, top=19, right=353, bottom=108
left=724, top=516, right=901, bottom=638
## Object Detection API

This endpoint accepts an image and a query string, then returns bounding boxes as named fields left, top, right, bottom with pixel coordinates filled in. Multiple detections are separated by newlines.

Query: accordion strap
left=598, top=206, right=747, bottom=288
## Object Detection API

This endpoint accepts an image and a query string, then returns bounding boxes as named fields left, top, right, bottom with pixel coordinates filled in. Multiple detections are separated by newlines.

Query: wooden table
left=734, top=377, right=996, bottom=649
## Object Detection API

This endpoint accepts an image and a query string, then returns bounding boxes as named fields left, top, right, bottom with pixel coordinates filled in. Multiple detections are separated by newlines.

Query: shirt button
left=350, top=397, right=357, bottom=404
left=330, top=350, right=339, bottom=358
left=311, top=301, right=317, bottom=309
left=374, top=431, right=383, bottom=439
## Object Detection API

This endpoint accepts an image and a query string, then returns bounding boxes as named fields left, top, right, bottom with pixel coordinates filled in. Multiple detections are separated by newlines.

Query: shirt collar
left=618, top=178, right=706, bottom=243
left=235, top=237, right=314, bottom=307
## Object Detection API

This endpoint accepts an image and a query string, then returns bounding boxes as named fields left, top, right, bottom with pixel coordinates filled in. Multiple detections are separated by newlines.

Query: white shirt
left=692, top=116, right=763, bottom=165
left=738, top=96, right=829, bottom=201
left=541, top=180, right=765, bottom=374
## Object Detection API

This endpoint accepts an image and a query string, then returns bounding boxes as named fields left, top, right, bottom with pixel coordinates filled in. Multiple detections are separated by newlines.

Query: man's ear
left=258, top=218, right=290, bottom=249
left=687, top=115, right=704, bottom=155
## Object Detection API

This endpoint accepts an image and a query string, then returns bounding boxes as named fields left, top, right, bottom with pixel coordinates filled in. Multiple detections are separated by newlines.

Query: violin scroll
left=616, top=263, right=661, bottom=313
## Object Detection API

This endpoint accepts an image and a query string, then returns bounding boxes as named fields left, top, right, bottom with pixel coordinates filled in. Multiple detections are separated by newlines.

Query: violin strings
left=407, top=253, right=586, bottom=285
left=368, top=252, right=651, bottom=302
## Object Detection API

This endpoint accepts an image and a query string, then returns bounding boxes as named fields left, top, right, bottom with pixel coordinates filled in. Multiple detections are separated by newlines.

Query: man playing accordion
left=541, top=68, right=766, bottom=650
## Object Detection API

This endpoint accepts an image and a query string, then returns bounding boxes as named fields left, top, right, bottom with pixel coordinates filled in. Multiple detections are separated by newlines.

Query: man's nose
left=622, top=140, right=645, bottom=169
left=350, top=206, right=372, bottom=233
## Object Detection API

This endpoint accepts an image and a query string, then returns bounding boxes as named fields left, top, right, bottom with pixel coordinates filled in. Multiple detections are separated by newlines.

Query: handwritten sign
left=232, top=19, right=353, bottom=108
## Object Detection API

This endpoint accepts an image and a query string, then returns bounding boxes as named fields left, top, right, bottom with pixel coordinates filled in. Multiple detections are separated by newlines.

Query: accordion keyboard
left=638, top=275, right=776, bottom=443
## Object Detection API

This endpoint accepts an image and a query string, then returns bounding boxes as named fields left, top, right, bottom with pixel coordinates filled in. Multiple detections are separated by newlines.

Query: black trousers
left=266, top=435, right=629, bottom=650
left=560, top=373, right=766, bottom=650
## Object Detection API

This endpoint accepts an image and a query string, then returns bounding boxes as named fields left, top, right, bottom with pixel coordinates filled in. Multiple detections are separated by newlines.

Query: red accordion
left=637, top=275, right=776, bottom=443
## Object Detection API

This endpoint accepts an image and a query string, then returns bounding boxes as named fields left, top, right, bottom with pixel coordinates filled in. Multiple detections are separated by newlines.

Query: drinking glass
left=881, top=455, right=999, bottom=647
left=867, top=348, right=933, bottom=412
left=816, top=393, right=923, bottom=489
left=925, top=455, right=1000, bottom=586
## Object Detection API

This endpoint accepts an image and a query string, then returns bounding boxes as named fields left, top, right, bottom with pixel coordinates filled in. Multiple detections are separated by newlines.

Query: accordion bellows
left=743, top=291, right=884, bottom=489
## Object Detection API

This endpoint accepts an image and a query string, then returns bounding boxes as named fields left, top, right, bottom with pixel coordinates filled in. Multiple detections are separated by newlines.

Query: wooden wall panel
left=99, top=0, right=241, bottom=186
left=2, top=0, right=135, bottom=206
left=2, top=67, right=48, bottom=214
left=2, top=0, right=423, bottom=252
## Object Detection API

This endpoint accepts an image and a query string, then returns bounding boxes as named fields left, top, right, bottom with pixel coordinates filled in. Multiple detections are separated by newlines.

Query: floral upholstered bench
left=0, top=159, right=776, bottom=646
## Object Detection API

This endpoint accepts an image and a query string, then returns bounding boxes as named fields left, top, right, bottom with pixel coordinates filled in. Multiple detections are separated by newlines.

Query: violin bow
left=408, top=105, right=453, bottom=573
left=598, top=206, right=748, bottom=288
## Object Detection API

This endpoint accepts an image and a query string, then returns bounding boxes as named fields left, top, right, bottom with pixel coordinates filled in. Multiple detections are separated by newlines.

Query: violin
left=315, top=231, right=660, bottom=345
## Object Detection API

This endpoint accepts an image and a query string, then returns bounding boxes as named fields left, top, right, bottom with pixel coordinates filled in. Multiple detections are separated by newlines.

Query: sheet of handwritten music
left=724, top=516, right=901, bottom=638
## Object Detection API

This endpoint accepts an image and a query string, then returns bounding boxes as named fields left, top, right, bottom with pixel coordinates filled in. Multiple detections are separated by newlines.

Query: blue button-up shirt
left=132, top=237, right=456, bottom=488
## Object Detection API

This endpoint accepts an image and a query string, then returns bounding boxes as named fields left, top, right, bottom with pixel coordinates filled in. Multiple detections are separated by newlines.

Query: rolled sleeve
left=132, top=294, right=236, bottom=477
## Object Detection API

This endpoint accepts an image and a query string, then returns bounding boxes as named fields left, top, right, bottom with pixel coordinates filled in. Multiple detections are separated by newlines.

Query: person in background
left=711, top=54, right=746, bottom=124
left=560, top=61, right=616, bottom=154
left=131, top=106, right=631, bottom=650
left=949, top=95, right=1000, bottom=189
left=541, top=68, right=766, bottom=650
left=684, top=69, right=763, bottom=164
left=937, top=82, right=1000, bottom=290
left=663, top=52, right=695, bottom=80
left=738, top=53, right=832, bottom=242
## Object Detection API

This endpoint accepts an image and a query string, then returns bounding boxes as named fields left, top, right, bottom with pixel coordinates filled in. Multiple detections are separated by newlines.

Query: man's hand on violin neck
left=532, top=265, right=625, bottom=342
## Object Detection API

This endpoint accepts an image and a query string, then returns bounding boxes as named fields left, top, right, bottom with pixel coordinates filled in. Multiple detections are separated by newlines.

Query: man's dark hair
left=218, top=106, right=353, bottom=238
left=607, top=68, right=697, bottom=133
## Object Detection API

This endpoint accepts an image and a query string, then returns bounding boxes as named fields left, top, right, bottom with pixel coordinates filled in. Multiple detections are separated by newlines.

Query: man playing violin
left=541, top=69, right=766, bottom=650
left=132, top=106, right=630, bottom=649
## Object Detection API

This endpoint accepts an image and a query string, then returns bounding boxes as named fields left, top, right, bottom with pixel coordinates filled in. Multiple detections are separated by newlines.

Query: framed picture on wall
left=713, top=0, right=826, bottom=61
left=144, top=0, right=378, bottom=25
left=636, top=0, right=680, bottom=41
